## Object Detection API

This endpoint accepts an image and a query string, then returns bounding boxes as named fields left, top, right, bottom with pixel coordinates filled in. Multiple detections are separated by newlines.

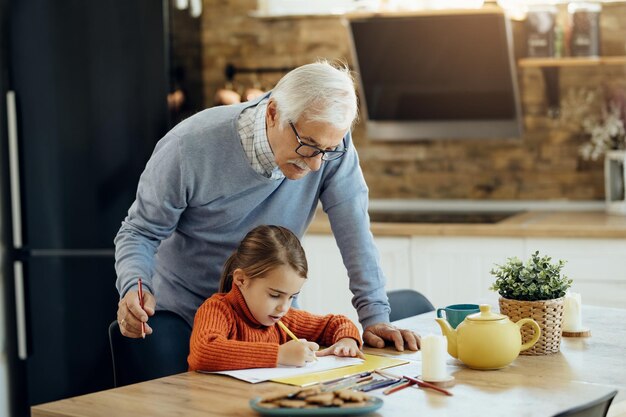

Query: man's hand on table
left=363, top=323, right=421, bottom=351
left=116, top=289, right=156, bottom=338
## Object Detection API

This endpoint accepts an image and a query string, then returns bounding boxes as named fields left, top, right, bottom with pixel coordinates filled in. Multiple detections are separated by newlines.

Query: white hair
left=271, top=61, right=358, bottom=132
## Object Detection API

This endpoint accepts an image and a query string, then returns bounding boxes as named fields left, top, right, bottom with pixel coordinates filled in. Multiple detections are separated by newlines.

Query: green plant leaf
left=489, top=251, right=572, bottom=301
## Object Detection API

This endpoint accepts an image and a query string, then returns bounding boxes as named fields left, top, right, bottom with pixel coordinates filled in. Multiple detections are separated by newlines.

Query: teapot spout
left=435, top=318, right=458, bottom=358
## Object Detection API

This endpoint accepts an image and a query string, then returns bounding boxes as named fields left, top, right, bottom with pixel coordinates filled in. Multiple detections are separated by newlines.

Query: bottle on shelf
left=526, top=4, right=558, bottom=58
left=568, top=1, right=602, bottom=57
left=554, top=23, right=564, bottom=58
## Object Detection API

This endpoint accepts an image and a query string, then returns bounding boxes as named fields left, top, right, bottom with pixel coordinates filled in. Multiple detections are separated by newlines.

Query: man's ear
left=266, top=99, right=278, bottom=128
left=232, top=268, right=248, bottom=288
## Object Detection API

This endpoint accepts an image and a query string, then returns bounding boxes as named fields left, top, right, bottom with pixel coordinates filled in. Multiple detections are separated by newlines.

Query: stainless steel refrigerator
left=0, top=1, right=170, bottom=415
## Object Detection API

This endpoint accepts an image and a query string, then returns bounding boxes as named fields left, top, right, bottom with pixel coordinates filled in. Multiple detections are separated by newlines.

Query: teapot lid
left=467, top=304, right=506, bottom=321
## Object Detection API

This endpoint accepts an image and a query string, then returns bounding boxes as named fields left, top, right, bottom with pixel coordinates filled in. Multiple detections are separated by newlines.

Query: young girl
left=188, top=225, right=364, bottom=372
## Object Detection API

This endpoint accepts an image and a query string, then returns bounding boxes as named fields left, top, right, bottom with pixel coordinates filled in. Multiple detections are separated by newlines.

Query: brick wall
left=196, top=1, right=626, bottom=200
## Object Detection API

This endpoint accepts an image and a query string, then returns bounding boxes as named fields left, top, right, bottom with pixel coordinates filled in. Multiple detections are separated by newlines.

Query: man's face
left=265, top=100, right=346, bottom=180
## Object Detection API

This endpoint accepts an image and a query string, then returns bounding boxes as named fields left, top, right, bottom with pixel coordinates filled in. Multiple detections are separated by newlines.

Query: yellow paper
left=271, top=353, right=408, bottom=386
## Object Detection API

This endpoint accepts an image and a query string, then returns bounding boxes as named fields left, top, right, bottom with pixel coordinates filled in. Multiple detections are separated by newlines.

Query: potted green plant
left=490, top=251, right=573, bottom=355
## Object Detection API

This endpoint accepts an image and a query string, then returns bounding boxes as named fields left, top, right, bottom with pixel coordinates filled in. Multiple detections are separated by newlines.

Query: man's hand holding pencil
left=116, top=278, right=156, bottom=339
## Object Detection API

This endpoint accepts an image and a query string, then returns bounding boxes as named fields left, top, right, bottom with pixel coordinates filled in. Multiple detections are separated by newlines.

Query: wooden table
left=32, top=306, right=625, bottom=417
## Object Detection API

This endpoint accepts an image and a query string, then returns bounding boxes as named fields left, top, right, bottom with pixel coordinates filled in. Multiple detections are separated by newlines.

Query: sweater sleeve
left=281, top=309, right=362, bottom=348
left=319, top=131, right=391, bottom=329
left=114, top=132, right=187, bottom=297
left=188, top=299, right=279, bottom=372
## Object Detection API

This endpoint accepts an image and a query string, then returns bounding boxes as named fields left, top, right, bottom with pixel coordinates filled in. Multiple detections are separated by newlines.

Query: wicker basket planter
left=499, top=296, right=565, bottom=355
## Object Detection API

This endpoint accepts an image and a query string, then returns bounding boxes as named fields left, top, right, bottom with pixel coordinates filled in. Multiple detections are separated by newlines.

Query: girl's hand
left=317, top=338, right=365, bottom=359
left=278, top=339, right=319, bottom=366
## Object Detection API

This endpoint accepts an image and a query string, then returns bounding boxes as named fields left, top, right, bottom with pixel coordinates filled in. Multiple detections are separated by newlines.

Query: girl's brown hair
left=219, top=225, right=308, bottom=293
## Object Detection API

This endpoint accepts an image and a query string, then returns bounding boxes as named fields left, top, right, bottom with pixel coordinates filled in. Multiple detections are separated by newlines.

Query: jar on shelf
left=526, top=5, right=558, bottom=57
left=568, top=1, right=602, bottom=57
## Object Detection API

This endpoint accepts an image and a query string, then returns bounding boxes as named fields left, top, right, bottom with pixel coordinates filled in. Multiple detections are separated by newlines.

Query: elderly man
left=114, top=61, right=421, bottom=352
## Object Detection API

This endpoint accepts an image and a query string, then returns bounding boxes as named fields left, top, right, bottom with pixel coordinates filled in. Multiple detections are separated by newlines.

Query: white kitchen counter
left=301, top=201, right=626, bottom=317
left=308, top=200, right=626, bottom=239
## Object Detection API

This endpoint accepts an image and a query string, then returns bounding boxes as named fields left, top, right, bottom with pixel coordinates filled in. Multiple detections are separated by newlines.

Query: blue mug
left=436, top=304, right=480, bottom=329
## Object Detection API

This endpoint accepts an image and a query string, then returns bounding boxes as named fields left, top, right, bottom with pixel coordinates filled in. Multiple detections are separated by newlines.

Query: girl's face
left=233, top=265, right=306, bottom=326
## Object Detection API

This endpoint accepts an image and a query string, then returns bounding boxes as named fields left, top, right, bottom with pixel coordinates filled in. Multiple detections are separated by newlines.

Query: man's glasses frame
left=289, top=122, right=347, bottom=161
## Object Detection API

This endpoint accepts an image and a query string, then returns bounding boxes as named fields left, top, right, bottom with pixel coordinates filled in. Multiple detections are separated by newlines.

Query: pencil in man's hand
left=277, top=321, right=317, bottom=361
left=138, top=278, right=146, bottom=339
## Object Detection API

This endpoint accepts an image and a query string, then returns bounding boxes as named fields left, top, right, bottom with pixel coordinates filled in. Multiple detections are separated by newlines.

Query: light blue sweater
left=114, top=96, right=390, bottom=328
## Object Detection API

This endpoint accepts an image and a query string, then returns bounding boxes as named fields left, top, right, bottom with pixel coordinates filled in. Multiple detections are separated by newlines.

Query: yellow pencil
left=278, top=321, right=317, bottom=361
left=277, top=321, right=298, bottom=341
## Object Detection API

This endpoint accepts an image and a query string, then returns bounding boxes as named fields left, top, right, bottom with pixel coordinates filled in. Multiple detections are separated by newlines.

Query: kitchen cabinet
left=415, top=236, right=626, bottom=309
left=410, top=237, right=524, bottom=308
left=524, top=238, right=626, bottom=308
left=300, top=231, right=626, bottom=322
left=299, top=235, right=411, bottom=328
left=300, top=234, right=523, bottom=320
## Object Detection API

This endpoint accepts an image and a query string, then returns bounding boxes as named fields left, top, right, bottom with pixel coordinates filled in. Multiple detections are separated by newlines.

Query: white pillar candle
left=562, top=292, right=583, bottom=332
left=421, top=334, right=448, bottom=381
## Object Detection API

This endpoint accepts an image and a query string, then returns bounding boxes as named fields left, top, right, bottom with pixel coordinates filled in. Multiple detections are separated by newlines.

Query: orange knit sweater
left=188, top=285, right=362, bottom=372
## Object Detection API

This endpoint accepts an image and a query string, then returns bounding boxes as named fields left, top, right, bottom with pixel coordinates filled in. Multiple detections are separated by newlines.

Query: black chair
left=552, top=390, right=618, bottom=417
left=387, top=289, right=435, bottom=322
left=109, top=310, right=192, bottom=387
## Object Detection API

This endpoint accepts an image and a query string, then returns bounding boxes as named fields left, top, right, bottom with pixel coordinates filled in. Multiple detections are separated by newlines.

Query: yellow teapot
left=435, top=304, right=541, bottom=370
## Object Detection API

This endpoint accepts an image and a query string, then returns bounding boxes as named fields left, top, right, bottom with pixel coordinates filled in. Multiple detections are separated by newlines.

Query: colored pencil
left=334, top=375, right=374, bottom=391
left=138, top=278, right=146, bottom=339
left=375, top=369, right=453, bottom=396
left=357, top=378, right=400, bottom=392
left=402, top=375, right=453, bottom=396
left=383, top=379, right=416, bottom=395
left=323, top=374, right=372, bottom=391
left=322, top=371, right=371, bottom=387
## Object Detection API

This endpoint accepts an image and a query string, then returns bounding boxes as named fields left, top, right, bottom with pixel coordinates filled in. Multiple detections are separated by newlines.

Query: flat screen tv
left=347, top=11, right=523, bottom=140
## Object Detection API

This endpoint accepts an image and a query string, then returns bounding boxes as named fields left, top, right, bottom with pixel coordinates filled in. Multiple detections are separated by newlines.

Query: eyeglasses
left=289, top=122, right=347, bottom=161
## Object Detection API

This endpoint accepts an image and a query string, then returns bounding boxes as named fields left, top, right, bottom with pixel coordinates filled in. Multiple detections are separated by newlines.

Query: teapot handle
left=516, top=318, right=542, bottom=352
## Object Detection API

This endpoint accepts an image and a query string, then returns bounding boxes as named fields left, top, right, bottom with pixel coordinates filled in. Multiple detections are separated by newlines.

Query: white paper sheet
left=199, top=356, right=364, bottom=383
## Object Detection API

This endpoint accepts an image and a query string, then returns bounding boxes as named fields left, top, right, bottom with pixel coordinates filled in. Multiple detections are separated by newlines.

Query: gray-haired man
left=114, top=61, right=421, bottom=352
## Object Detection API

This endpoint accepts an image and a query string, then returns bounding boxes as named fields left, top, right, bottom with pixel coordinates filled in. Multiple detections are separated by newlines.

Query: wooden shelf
left=248, top=11, right=344, bottom=20
left=518, top=56, right=626, bottom=113
left=519, top=56, right=626, bottom=68
left=250, top=6, right=505, bottom=20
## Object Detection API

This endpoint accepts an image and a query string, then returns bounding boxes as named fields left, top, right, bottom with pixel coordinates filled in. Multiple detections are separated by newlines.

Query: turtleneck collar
left=224, top=284, right=266, bottom=329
